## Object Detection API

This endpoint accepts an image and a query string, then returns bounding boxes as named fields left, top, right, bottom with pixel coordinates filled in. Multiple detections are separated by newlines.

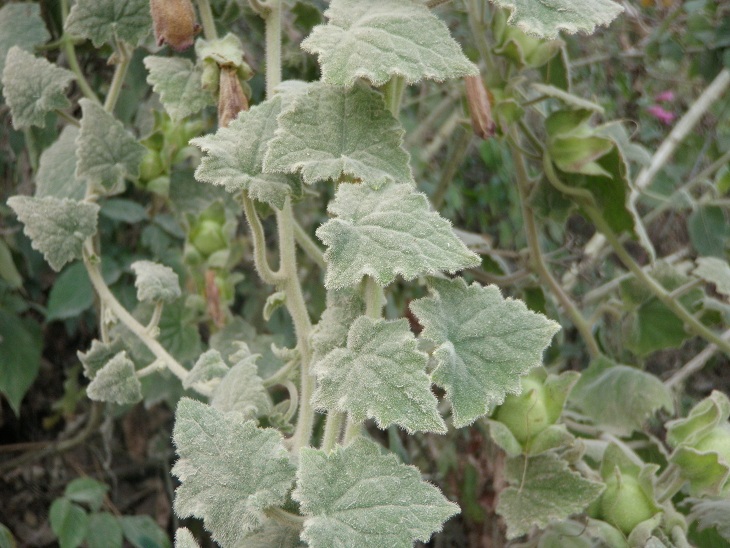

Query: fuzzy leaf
left=86, top=351, right=142, bottom=405
left=36, top=126, right=85, bottom=201
left=490, top=0, right=623, bottom=39
left=666, top=391, right=730, bottom=447
left=314, top=316, right=445, bottom=433
left=2, top=47, right=74, bottom=129
left=130, top=260, right=181, bottom=303
left=183, top=349, right=229, bottom=389
left=76, top=99, right=146, bottom=192
left=174, top=528, right=200, bottom=548
left=497, top=453, right=604, bottom=539
left=209, top=346, right=272, bottom=418
left=78, top=339, right=126, bottom=380
left=316, top=182, right=479, bottom=289
left=311, top=288, right=365, bottom=365
left=264, top=83, right=413, bottom=186
left=195, top=34, right=246, bottom=67
left=172, top=398, right=296, bottom=546
left=570, top=357, right=674, bottom=436
left=301, top=0, right=477, bottom=87
left=144, top=56, right=214, bottom=122
left=687, top=497, right=730, bottom=542
left=410, top=277, right=560, bottom=427
left=694, top=257, right=730, bottom=298
left=7, top=196, right=99, bottom=271
left=294, top=438, right=459, bottom=547
left=239, top=520, right=306, bottom=548
left=670, top=446, right=730, bottom=496
left=192, top=95, right=301, bottom=209
left=0, top=3, right=50, bottom=77
left=65, top=0, right=151, bottom=47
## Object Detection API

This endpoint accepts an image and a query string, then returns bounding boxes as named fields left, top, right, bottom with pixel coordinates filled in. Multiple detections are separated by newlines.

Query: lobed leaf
left=65, top=0, right=151, bottom=47
left=2, top=47, right=74, bottom=130
left=316, top=182, right=479, bottom=289
left=694, top=257, right=730, bottom=298
left=172, top=398, right=296, bottom=546
left=264, top=82, right=413, bottom=186
left=294, top=438, right=459, bottom=547
left=313, top=316, right=445, bottom=433
left=195, top=34, right=246, bottom=67
left=130, top=260, right=181, bottom=303
left=78, top=339, right=126, bottom=380
left=144, top=56, right=214, bottom=122
left=0, top=3, right=50, bottom=77
left=7, top=196, right=99, bottom=272
left=183, top=349, right=229, bottom=390
left=86, top=351, right=142, bottom=405
left=410, top=277, right=560, bottom=427
left=210, top=345, right=273, bottom=419
left=310, top=288, right=365, bottom=365
left=35, top=126, right=85, bottom=201
left=301, top=0, right=477, bottom=87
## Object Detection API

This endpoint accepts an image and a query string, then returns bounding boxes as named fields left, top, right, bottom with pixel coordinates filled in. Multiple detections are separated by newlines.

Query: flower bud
left=218, top=66, right=249, bottom=127
left=464, top=75, right=495, bottom=139
left=150, top=0, right=201, bottom=52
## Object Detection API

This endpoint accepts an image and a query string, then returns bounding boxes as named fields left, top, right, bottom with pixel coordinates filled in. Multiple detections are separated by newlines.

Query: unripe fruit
left=599, top=474, right=656, bottom=535
left=495, top=377, right=551, bottom=443
left=139, top=149, right=164, bottom=182
left=190, top=220, right=227, bottom=257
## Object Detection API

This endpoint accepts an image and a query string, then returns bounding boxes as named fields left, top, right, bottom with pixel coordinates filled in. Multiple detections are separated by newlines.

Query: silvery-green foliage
left=86, top=351, right=143, bottom=405
left=7, top=196, right=99, bottom=272
left=195, top=34, right=246, bottom=68
left=1, top=47, right=74, bottom=130
left=172, top=398, right=296, bottom=546
left=313, top=316, right=446, bottom=433
left=76, top=99, right=146, bottom=192
left=64, top=0, right=152, bottom=47
left=174, top=528, right=201, bottom=548
left=210, top=345, right=272, bottom=418
left=264, top=83, right=413, bottom=186
left=35, top=127, right=85, bottom=201
left=310, top=288, right=365, bottom=365
left=316, top=181, right=480, bottom=289
left=78, top=339, right=126, bottom=380
left=694, top=257, right=730, bottom=298
left=301, top=0, right=477, bottom=87
left=144, top=57, right=215, bottom=122
left=191, top=95, right=302, bottom=209
left=293, top=438, right=459, bottom=547
left=0, top=3, right=49, bottom=77
left=410, top=277, right=561, bottom=427
left=130, top=260, right=182, bottom=304
left=183, top=349, right=229, bottom=390
left=236, top=519, right=306, bottom=548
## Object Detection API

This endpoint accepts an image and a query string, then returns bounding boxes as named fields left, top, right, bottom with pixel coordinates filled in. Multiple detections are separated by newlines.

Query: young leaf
left=410, top=277, right=560, bottom=427
left=174, top=528, right=201, bottom=548
left=172, top=398, right=296, bottom=546
left=191, top=95, right=302, bottom=209
left=86, top=351, right=142, bottom=405
left=65, top=0, right=152, bottom=48
left=7, top=196, right=100, bottom=272
left=294, top=438, right=459, bottom=547
left=76, top=98, right=146, bottom=192
left=490, top=0, right=623, bottom=40
left=264, top=83, right=413, bottom=186
left=314, top=316, right=446, bottom=433
left=130, top=260, right=181, bottom=303
left=300, top=0, right=477, bottom=87
left=694, top=257, right=730, bottom=298
left=0, top=3, right=50, bottom=77
left=210, top=345, right=272, bottom=418
left=311, top=288, right=365, bottom=365
left=36, top=126, right=85, bottom=201
left=183, top=349, right=229, bottom=389
left=316, top=182, right=480, bottom=289
left=2, top=47, right=74, bottom=129
left=78, top=339, right=126, bottom=380
left=497, top=453, right=604, bottom=539
left=143, top=56, right=214, bottom=122
left=49, top=498, right=89, bottom=548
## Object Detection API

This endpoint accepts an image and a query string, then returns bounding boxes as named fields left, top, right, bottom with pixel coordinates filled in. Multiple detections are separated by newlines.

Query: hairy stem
left=321, top=411, right=345, bottom=453
left=293, top=219, right=326, bottom=270
left=195, top=0, right=218, bottom=40
left=60, top=0, right=100, bottom=103
left=364, top=276, right=384, bottom=319
left=264, top=0, right=282, bottom=96
left=104, top=40, right=131, bottom=113
left=265, top=507, right=305, bottom=529
left=240, top=193, right=284, bottom=284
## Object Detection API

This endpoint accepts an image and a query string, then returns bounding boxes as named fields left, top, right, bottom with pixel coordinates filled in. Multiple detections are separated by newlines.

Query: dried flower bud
left=150, top=0, right=201, bottom=52
left=218, top=66, right=248, bottom=127
left=464, top=75, right=495, bottom=140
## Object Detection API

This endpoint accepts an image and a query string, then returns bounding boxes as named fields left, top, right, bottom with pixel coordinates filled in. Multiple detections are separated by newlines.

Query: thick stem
left=195, top=0, right=218, bottom=40
left=363, top=277, right=384, bottom=319
left=104, top=40, right=131, bottom=113
left=382, top=75, right=406, bottom=117
left=343, top=417, right=362, bottom=445
left=264, top=0, right=282, bottom=97
left=321, top=411, right=345, bottom=453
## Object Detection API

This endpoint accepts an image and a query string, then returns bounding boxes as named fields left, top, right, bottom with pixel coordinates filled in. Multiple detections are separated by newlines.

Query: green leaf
left=490, top=0, right=623, bottom=39
left=410, top=277, right=560, bottom=427
left=76, top=98, right=146, bottom=193
left=314, top=316, right=445, bottom=433
left=143, top=56, right=214, bottom=122
left=264, top=83, right=413, bottom=186
left=130, top=260, right=181, bottom=303
left=316, top=182, right=479, bottom=289
left=0, top=523, right=16, bottom=548
left=570, top=357, right=674, bottom=436
left=300, top=0, right=477, bottom=87
left=497, top=453, right=604, bottom=539
left=78, top=339, right=126, bottom=380
left=0, top=310, right=42, bottom=416
left=670, top=446, right=730, bottom=496
left=195, top=33, right=247, bottom=68
left=101, top=199, right=148, bottom=223
left=688, top=205, right=729, bottom=257
left=86, top=513, right=122, bottom=548
left=174, top=528, right=200, bottom=548
left=293, top=438, right=459, bottom=547
left=172, top=398, right=296, bottom=546
left=191, top=94, right=302, bottom=209
left=119, top=515, right=170, bottom=548
left=183, top=349, right=229, bottom=390
left=666, top=391, right=730, bottom=447
left=7, top=196, right=99, bottom=272
left=263, top=291, right=287, bottom=322
left=695, top=257, right=730, bottom=297
left=311, top=288, right=365, bottom=365
left=64, top=478, right=108, bottom=512
left=35, top=126, right=85, bottom=201
left=86, top=351, right=142, bottom=405
left=65, top=0, right=152, bottom=48
left=210, top=344, right=272, bottom=419
left=2, top=47, right=74, bottom=129
left=46, top=262, right=93, bottom=321
left=687, top=497, right=730, bottom=542
left=0, top=239, right=22, bottom=288
left=0, top=3, right=50, bottom=77
left=49, top=498, right=89, bottom=548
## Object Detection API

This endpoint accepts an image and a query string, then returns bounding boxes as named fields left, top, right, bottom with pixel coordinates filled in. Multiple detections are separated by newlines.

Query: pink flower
left=655, top=90, right=675, bottom=102
left=647, top=105, right=676, bottom=125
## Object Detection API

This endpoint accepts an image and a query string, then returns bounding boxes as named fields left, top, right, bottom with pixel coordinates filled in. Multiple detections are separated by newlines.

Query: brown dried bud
left=464, top=75, right=495, bottom=140
left=150, top=0, right=201, bottom=52
left=218, top=66, right=249, bottom=127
